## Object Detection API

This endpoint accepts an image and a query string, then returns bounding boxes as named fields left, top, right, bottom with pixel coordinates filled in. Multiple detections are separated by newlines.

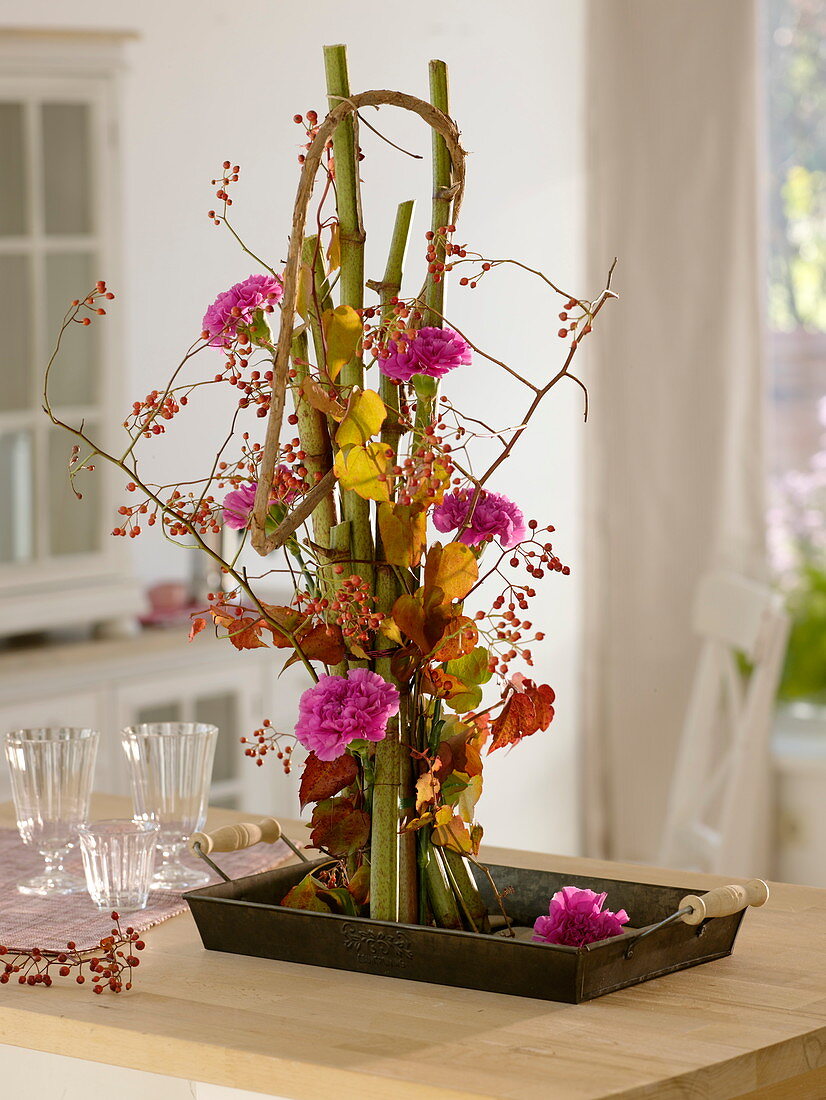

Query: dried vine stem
left=251, top=88, right=467, bottom=555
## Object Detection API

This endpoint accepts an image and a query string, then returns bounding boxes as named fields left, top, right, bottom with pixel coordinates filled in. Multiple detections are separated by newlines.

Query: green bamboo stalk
left=289, top=330, right=336, bottom=551
left=415, top=60, right=453, bottom=437
left=301, top=235, right=333, bottom=374
left=370, top=201, right=416, bottom=923
left=443, top=848, right=489, bottom=932
left=422, top=832, right=463, bottom=929
left=376, top=200, right=415, bottom=454
left=324, top=44, right=373, bottom=590
left=324, top=44, right=366, bottom=334
left=424, top=60, right=452, bottom=327
left=369, top=711, right=400, bottom=921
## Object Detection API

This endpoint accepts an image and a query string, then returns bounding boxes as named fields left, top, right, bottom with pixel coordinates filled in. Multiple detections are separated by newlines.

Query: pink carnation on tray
left=202, top=273, right=283, bottom=348
left=432, top=487, right=527, bottom=549
left=533, top=887, right=629, bottom=948
left=295, top=669, right=400, bottom=761
left=380, top=326, right=471, bottom=383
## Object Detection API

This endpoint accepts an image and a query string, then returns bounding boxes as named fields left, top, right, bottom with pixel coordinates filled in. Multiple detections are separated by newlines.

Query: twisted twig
left=251, top=89, right=467, bottom=555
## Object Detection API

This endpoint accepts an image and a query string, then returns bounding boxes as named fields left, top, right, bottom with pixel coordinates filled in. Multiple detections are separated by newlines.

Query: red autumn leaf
left=299, top=752, right=358, bottom=808
left=488, top=681, right=556, bottom=753
left=188, top=617, right=207, bottom=642
left=309, top=798, right=371, bottom=857
left=282, top=622, right=347, bottom=670
left=258, top=603, right=308, bottom=646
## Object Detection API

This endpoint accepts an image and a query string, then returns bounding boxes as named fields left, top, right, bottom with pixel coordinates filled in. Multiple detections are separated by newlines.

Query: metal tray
left=185, top=857, right=747, bottom=1003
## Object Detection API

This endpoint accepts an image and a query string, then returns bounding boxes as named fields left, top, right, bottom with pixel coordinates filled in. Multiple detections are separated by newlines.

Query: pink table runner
left=0, top=826, right=294, bottom=952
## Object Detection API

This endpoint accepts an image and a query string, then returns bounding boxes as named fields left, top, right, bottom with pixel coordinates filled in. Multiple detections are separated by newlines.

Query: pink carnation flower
left=202, top=274, right=283, bottom=348
left=222, top=483, right=258, bottom=530
left=221, top=468, right=303, bottom=531
left=380, top=326, right=471, bottom=383
left=295, top=669, right=400, bottom=762
left=533, top=887, right=629, bottom=948
left=432, top=488, right=527, bottom=549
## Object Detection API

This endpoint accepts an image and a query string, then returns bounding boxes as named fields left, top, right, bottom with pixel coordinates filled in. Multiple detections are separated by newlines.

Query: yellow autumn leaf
left=424, top=541, right=478, bottom=602
left=323, top=304, right=362, bottom=381
left=455, top=773, right=483, bottom=823
left=378, top=502, right=427, bottom=568
left=296, top=262, right=312, bottom=320
left=334, top=441, right=392, bottom=502
left=335, top=389, right=387, bottom=446
left=326, top=223, right=341, bottom=273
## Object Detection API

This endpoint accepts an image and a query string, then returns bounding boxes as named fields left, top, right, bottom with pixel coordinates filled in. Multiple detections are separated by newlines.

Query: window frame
left=0, top=30, right=142, bottom=634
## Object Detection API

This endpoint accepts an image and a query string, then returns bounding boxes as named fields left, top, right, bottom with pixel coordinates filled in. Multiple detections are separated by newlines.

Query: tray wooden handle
left=189, top=817, right=282, bottom=855
left=679, top=879, right=769, bottom=925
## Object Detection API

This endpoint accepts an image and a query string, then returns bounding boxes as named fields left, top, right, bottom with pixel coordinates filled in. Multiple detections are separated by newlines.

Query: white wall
left=5, top=0, right=586, bottom=854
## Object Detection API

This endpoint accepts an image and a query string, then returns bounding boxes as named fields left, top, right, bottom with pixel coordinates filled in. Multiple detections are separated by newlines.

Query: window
left=764, top=1, right=826, bottom=701
left=0, top=30, right=141, bottom=636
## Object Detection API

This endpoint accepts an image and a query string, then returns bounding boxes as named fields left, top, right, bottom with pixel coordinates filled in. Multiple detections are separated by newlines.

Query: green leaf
left=446, top=647, right=492, bottom=686
left=280, top=873, right=333, bottom=913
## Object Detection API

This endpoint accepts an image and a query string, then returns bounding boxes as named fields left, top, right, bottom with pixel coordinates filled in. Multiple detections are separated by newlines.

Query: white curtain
left=582, top=0, right=767, bottom=861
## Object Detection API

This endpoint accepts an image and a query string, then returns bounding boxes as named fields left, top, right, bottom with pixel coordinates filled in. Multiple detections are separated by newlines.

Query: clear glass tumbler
left=77, top=819, right=160, bottom=911
left=4, top=727, right=99, bottom=895
left=121, top=722, right=218, bottom=891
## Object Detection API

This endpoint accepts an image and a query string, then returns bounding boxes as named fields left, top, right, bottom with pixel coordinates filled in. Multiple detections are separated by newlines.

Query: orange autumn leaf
left=188, top=617, right=207, bottom=642
left=423, top=541, right=477, bottom=603
left=223, top=615, right=269, bottom=650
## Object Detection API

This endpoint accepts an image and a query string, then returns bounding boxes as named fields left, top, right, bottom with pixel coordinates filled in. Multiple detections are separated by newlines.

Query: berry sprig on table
left=0, top=912, right=145, bottom=994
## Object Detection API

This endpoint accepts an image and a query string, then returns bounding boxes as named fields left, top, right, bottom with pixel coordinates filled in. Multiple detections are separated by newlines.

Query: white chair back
left=658, top=571, right=789, bottom=876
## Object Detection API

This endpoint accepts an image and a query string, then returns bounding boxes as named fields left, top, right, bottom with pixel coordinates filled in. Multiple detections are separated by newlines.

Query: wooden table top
left=0, top=794, right=823, bottom=1100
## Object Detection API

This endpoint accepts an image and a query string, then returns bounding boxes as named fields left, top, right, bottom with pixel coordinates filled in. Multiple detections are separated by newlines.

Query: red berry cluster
left=278, top=427, right=324, bottom=488
left=471, top=520, right=568, bottom=678
left=395, top=421, right=455, bottom=507
left=123, top=388, right=182, bottom=438
left=69, top=280, right=114, bottom=325
left=207, top=160, right=240, bottom=224
left=228, top=365, right=274, bottom=418
left=293, top=109, right=322, bottom=166
left=241, top=719, right=295, bottom=771
left=556, top=298, right=593, bottom=342
left=329, top=575, right=384, bottom=645
left=425, top=225, right=460, bottom=285
left=362, top=299, right=422, bottom=370
left=0, top=913, right=144, bottom=995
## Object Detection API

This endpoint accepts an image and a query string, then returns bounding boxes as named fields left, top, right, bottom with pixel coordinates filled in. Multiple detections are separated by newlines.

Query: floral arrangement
left=768, top=395, right=826, bottom=701
left=44, top=47, right=618, bottom=935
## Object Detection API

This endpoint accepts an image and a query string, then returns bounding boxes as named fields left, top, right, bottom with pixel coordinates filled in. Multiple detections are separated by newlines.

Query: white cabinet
left=0, top=629, right=305, bottom=819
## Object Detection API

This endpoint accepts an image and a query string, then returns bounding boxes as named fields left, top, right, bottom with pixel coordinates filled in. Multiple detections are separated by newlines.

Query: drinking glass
left=121, top=723, right=218, bottom=891
left=4, top=727, right=99, bottom=895
left=77, top=819, right=159, bottom=911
